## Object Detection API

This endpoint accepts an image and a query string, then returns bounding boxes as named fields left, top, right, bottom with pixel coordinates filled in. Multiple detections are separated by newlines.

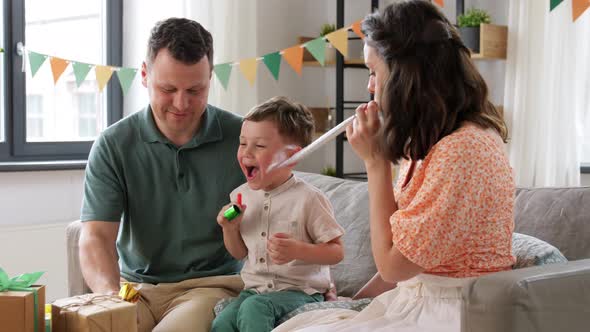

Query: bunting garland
left=282, top=45, right=305, bottom=76
left=325, top=29, right=349, bottom=56
left=95, top=65, right=114, bottom=92
left=49, top=57, right=69, bottom=84
left=305, top=37, right=327, bottom=66
left=116, top=68, right=138, bottom=95
left=25, top=49, right=137, bottom=94
left=262, top=52, right=281, bottom=80
left=13, top=2, right=589, bottom=93
left=213, top=63, right=232, bottom=89
left=550, top=0, right=590, bottom=21
left=572, top=0, right=590, bottom=21
left=28, top=51, right=48, bottom=77
left=551, top=0, right=565, bottom=11
left=239, top=58, right=258, bottom=86
left=351, top=20, right=365, bottom=40
left=72, top=62, right=92, bottom=87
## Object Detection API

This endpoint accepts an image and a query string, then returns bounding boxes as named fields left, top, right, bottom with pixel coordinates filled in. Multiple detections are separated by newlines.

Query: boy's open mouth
left=246, top=166, right=259, bottom=180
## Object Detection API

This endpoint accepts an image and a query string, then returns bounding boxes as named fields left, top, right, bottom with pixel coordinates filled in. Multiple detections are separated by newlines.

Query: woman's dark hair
left=147, top=17, right=213, bottom=70
left=362, top=0, right=507, bottom=163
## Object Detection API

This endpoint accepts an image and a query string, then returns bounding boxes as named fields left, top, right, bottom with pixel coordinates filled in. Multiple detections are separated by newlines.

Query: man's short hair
left=245, top=96, right=315, bottom=147
left=146, top=17, right=213, bottom=69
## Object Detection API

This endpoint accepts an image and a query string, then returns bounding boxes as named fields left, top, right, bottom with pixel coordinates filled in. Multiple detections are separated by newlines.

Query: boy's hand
left=216, top=203, right=246, bottom=232
left=267, top=233, right=301, bottom=265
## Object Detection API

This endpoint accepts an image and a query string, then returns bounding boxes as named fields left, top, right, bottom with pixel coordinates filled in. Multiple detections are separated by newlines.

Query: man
left=79, top=18, right=245, bottom=332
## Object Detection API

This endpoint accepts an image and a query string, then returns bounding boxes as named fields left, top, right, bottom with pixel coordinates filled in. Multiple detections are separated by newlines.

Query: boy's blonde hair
left=244, top=96, right=314, bottom=147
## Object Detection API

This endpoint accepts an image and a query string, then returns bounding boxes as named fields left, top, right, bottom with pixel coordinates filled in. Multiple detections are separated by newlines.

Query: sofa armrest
left=66, top=220, right=92, bottom=296
left=461, top=259, right=590, bottom=332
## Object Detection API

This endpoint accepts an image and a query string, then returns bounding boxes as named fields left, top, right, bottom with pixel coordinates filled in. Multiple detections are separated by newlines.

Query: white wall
left=0, top=171, right=83, bottom=301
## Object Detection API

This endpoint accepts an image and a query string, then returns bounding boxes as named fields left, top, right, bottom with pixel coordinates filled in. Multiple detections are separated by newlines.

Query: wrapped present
left=0, top=268, right=46, bottom=332
left=118, top=283, right=139, bottom=303
left=51, top=294, right=137, bottom=332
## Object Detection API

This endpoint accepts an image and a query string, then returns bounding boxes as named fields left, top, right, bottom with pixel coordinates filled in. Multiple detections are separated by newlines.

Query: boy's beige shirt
left=230, top=175, right=344, bottom=295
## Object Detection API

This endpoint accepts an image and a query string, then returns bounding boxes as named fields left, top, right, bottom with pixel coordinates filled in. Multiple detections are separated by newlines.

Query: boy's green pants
left=211, top=289, right=323, bottom=332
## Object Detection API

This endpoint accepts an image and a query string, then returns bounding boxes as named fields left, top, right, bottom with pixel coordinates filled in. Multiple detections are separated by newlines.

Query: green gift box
left=0, top=268, right=46, bottom=332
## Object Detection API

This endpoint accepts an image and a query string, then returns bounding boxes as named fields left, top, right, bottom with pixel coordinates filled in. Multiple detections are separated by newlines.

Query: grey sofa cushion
left=295, top=172, right=377, bottom=298
left=461, top=259, right=590, bottom=332
left=514, top=187, right=590, bottom=260
left=512, top=232, right=567, bottom=269
left=278, top=298, right=371, bottom=325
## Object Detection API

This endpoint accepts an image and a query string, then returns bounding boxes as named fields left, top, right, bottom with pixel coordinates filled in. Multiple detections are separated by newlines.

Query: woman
left=274, top=1, right=515, bottom=331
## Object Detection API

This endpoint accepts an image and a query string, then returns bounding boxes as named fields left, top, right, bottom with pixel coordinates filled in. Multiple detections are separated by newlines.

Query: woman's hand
left=346, top=101, right=386, bottom=166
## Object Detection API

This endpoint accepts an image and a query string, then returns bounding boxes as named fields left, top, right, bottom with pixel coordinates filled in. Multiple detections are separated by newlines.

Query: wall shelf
left=469, top=24, right=508, bottom=60
left=303, top=59, right=365, bottom=67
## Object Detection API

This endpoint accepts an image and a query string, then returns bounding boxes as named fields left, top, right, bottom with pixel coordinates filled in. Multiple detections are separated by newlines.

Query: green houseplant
left=321, top=166, right=337, bottom=177
left=457, top=8, right=491, bottom=53
left=320, top=23, right=337, bottom=63
left=320, top=23, right=336, bottom=37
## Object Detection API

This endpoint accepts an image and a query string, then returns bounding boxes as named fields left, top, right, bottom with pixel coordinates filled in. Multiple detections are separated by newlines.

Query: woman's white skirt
left=273, top=274, right=473, bottom=332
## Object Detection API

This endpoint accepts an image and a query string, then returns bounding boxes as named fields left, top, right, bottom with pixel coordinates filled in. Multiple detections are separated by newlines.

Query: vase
left=459, top=26, right=480, bottom=53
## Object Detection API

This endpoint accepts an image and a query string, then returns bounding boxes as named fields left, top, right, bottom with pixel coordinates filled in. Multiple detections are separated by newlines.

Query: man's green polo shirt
left=81, top=104, right=246, bottom=284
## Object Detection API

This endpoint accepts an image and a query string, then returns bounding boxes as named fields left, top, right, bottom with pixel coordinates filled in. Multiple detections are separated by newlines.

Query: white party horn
left=266, top=114, right=357, bottom=172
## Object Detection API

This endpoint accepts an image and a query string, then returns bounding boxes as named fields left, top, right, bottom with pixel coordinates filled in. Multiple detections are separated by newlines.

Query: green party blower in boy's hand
left=223, top=193, right=242, bottom=221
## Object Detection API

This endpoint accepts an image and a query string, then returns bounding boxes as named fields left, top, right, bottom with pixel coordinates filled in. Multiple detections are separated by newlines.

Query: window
left=0, top=1, right=4, bottom=143
left=581, top=114, right=590, bottom=172
left=0, top=0, right=122, bottom=165
left=26, top=94, right=44, bottom=139
left=76, top=92, right=100, bottom=138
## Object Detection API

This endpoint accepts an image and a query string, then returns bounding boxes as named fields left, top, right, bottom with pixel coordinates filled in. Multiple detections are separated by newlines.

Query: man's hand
left=267, top=233, right=301, bottom=265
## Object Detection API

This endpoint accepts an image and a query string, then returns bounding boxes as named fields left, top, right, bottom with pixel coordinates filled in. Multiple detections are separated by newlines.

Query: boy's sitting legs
left=213, top=289, right=323, bottom=332
left=133, top=275, right=243, bottom=332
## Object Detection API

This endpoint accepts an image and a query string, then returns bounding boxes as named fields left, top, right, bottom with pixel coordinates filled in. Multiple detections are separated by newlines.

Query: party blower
left=266, top=114, right=357, bottom=172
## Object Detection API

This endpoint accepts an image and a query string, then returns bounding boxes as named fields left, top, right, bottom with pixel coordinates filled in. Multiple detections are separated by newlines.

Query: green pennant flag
left=29, top=51, right=47, bottom=77
left=305, top=37, right=327, bottom=66
left=72, top=62, right=92, bottom=87
left=214, top=63, right=232, bottom=90
left=263, top=52, right=281, bottom=81
left=116, top=67, right=138, bottom=95
left=550, top=0, right=564, bottom=11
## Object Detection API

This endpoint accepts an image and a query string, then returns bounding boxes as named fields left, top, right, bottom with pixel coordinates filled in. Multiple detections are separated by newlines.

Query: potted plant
left=320, top=23, right=337, bottom=63
left=321, top=165, right=337, bottom=177
left=457, top=8, right=491, bottom=53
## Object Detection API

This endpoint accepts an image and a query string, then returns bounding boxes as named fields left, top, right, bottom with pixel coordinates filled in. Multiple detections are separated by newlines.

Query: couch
left=65, top=171, right=590, bottom=331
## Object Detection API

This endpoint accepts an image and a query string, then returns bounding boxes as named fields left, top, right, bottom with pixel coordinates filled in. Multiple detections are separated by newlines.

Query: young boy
left=211, top=96, right=345, bottom=332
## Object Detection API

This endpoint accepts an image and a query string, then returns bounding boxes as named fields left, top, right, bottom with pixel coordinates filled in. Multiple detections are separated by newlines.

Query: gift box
left=51, top=294, right=137, bottom=332
left=0, top=285, right=46, bottom=332
left=0, top=268, right=46, bottom=332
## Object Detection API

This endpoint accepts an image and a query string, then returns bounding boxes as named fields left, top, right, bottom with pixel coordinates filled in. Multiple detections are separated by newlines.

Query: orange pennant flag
left=239, top=58, right=258, bottom=86
left=351, top=20, right=365, bottom=40
left=49, top=57, right=69, bottom=84
left=433, top=0, right=444, bottom=7
left=283, top=45, right=304, bottom=75
left=572, top=0, right=590, bottom=21
left=326, top=28, right=349, bottom=57
left=95, top=65, right=114, bottom=92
